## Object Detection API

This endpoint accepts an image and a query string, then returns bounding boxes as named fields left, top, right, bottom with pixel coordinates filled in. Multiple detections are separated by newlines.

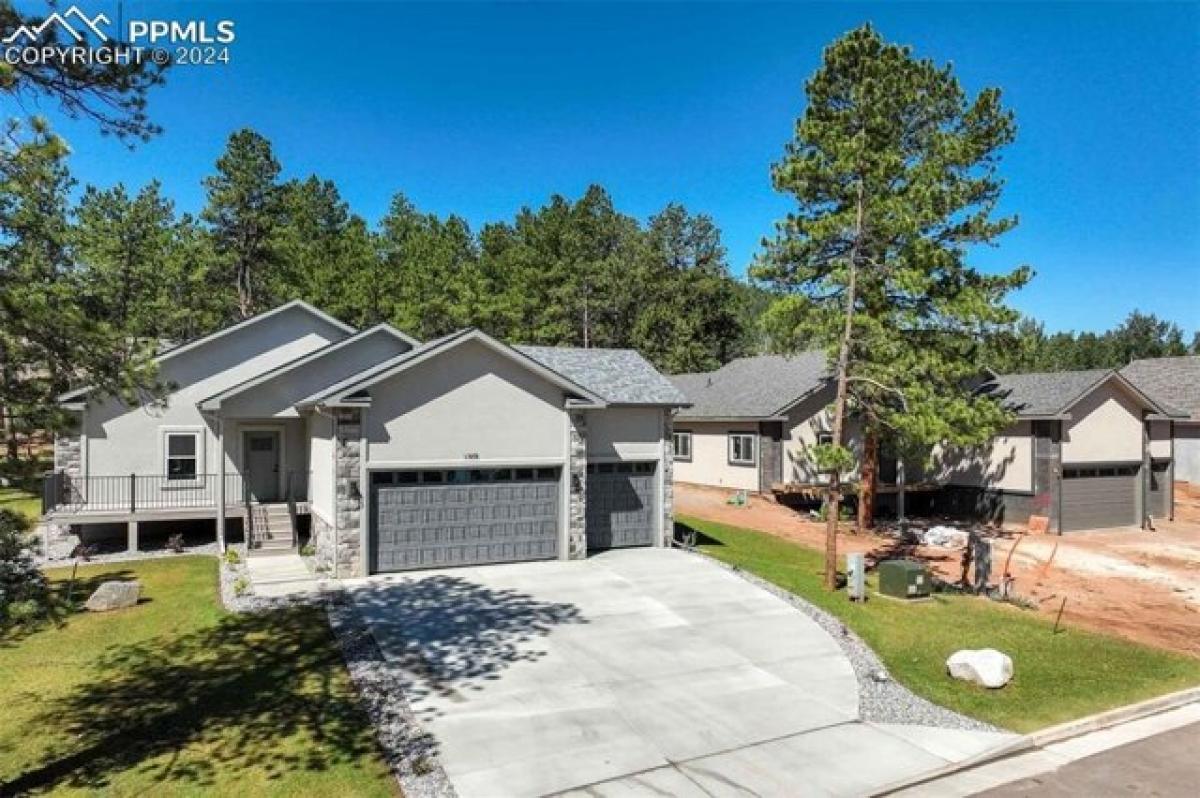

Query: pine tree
left=754, top=25, right=1030, bottom=588
left=202, top=129, right=285, bottom=320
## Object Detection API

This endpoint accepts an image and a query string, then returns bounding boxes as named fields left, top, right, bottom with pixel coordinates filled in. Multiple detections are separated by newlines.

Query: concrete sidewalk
left=348, top=548, right=1012, bottom=797
left=888, top=699, right=1200, bottom=797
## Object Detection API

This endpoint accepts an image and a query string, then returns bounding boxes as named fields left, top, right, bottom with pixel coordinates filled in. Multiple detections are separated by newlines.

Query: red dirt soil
left=676, top=483, right=1200, bottom=658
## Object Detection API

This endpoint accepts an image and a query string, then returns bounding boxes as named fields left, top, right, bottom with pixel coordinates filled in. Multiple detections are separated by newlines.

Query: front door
left=244, top=431, right=281, bottom=502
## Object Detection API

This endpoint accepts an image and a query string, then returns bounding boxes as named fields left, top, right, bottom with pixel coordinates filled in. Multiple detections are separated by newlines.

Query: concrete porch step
left=248, top=545, right=299, bottom=557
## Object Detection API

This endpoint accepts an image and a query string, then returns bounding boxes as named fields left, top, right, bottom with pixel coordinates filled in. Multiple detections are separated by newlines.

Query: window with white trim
left=165, top=431, right=201, bottom=481
left=816, top=432, right=834, bottom=447
left=672, top=431, right=692, bottom=461
left=728, top=433, right=755, bottom=466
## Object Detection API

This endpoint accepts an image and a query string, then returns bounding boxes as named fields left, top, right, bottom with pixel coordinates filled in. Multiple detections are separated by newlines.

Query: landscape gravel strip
left=326, top=595, right=457, bottom=798
left=36, top=538, right=220, bottom=567
left=681, top=546, right=1004, bottom=732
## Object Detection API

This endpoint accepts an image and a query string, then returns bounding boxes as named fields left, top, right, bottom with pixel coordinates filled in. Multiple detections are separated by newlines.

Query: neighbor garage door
left=586, top=461, right=657, bottom=550
left=370, top=467, right=560, bottom=573
left=1061, top=464, right=1139, bottom=532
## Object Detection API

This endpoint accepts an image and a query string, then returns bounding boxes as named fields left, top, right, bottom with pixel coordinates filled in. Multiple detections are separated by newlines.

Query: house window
left=673, top=431, right=692, bottom=462
left=816, top=432, right=834, bottom=447
left=728, top=433, right=755, bottom=466
left=165, top=431, right=200, bottom=481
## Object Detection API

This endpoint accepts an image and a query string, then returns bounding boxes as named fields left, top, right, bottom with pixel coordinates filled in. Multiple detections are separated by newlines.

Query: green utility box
left=877, top=559, right=931, bottom=599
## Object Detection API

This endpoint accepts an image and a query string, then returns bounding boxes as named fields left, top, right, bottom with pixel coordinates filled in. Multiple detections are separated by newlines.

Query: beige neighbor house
left=46, top=301, right=688, bottom=576
left=669, top=353, right=886, bottom=494
left=1120, top=355, right=1200, bottom=490
left=934, top=368, right=1184, bottom=532
left=670, top=354, right=1185, bottom=533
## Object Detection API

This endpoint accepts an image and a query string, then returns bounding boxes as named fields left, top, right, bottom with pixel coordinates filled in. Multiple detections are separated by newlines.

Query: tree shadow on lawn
left=6, top=605, right=383, bottom=794
left=350, top=574, right=587, bottom=720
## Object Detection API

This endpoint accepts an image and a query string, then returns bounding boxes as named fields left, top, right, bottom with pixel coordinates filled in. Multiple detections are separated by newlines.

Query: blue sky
left=21, top=1, right=1200, bottom=335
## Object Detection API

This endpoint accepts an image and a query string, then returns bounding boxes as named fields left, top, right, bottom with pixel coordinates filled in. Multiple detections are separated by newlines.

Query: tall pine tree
left=754, top=25, right=1030, bottom=587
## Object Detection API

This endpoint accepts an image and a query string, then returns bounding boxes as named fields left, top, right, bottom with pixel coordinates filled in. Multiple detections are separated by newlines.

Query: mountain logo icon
left=3, top=6, right=111, bottom=45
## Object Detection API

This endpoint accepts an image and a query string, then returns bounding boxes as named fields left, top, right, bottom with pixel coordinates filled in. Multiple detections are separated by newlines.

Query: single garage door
left=1061, top=464, right=1139, bottom=532
left=370, top=467, right=560, bottom=573
left=586, top=461, right=657, bottom=550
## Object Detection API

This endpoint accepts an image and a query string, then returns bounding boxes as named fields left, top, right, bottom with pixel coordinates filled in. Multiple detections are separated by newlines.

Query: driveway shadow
left=351, top=574, right=587, bottom=713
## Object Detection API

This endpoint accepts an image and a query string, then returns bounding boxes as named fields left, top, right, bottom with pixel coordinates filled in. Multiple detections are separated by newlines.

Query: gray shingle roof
left=1121, top=356, right=1200, bottom=420
left=980, top=368, right=1138, bottom=417
left=669, top=352, right=830, bottom=419
left=517, top=346, right=688, bottom=406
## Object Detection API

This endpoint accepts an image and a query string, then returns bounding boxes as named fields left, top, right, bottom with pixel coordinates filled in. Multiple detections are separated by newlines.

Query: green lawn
left=681, top=515, right=1200, bottom=733
left=0, top=557, right=398, bottom=796
left=0, top=486, right=40, bottom=521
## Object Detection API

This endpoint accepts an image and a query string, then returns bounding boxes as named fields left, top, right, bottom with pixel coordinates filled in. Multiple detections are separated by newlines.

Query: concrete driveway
left=348, top=548, right=1007, bottom=797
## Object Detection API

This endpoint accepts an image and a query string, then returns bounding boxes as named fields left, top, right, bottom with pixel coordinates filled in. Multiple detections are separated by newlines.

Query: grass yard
left=681, top=515, right=1200, bottom=733
left=0, top=556, right=398, bottom=797
left=0, top=486, right=40, bottom=521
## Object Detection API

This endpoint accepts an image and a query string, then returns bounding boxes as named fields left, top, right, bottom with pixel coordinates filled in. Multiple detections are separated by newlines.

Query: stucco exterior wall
left=1062, top=381, right=1144, bottom=464
left=82, top=306, right=347, bottom=477
left=222, top=329, right=411, bottom=418
left=933, top=422, right=1034, bottom=493
left=308, top=412, right=335, bottom=521
left=672, top=421, right=760, bottom=492
left=365, top=338, right=566, bottom=465
left=1176, top=422, right=1200, bottom=484
left=586, top=407, right=662, bottom=460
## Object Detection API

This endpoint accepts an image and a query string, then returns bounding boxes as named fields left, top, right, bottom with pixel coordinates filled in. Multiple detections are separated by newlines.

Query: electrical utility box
left=846, top=552, right=866, bottom=601
left=878, top=559, right=931, bottom=599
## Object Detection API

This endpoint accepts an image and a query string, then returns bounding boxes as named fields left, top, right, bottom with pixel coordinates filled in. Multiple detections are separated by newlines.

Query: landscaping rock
left=85, top=580, right=141, bottom=612
left=947, top=648, right=1013, bottom=688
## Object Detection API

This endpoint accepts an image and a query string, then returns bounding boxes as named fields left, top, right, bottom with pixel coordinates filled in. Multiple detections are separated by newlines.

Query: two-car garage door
left=369, top=461, right=659, bottom=573
left=370, top=468, right=560, bottom=573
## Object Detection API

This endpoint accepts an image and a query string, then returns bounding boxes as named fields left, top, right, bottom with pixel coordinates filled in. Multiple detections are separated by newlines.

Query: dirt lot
left=676, top=483, right=1200, bottom=657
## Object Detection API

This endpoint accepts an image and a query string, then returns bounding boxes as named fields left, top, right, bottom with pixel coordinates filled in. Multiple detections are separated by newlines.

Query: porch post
left=127, top=519, right=138, bottom=553
left=216, top=418, right=226, bottom=552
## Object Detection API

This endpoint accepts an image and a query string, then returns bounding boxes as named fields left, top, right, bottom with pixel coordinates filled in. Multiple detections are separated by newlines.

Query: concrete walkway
left=245, top=553, right=323, bottom=598
left=347, top=548, right=1011, bottom=797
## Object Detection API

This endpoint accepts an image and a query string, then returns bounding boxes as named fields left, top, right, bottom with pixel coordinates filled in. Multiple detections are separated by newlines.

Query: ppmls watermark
left=3, top=5, right=236, bottom=67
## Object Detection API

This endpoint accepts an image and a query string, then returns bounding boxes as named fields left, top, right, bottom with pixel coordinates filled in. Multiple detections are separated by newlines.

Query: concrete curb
left=871, top=685, right=1200, bottom=796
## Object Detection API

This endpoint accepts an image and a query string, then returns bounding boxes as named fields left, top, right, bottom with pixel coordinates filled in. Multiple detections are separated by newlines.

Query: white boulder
left=85, top=580, right=141, bottom=612
left=947, top=648, right=1013, bottom=689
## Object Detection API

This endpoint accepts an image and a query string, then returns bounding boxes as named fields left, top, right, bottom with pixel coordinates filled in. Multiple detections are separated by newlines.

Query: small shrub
left=232, top=576, right=251, bottom=597
left=166, top=533, right=186, bottom=553
left=299, top=543, right=315, bottom=557
left=223, top=548, right=241, bottom=565
left=0, top=509, right=49, bottom=629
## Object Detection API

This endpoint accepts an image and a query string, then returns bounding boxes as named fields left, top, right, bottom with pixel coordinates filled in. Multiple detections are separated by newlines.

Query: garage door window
left=1063, top=464, right=1139, bottom=478
left=372, top=467, right=561, bottom=485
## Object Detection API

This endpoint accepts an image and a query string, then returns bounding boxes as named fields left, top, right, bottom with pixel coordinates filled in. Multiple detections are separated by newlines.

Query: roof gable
left=59, top=300, right=357, bottom=403
left=980, top=368, right=1178, bottom=419
left=198, top=323, right=418, bottom=411
left=304, top=329, right=607, bottom=408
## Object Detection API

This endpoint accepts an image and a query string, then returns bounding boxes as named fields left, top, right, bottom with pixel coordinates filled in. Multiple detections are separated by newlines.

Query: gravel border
left=679, top=545, right=1005, bottom=733
left=326, top=594, right=456, bottom=798
left=36, top=539, right=220, bottom=568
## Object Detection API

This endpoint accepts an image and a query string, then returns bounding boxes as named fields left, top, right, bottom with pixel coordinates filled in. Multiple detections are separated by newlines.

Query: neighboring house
left=933, top=368, right=1183, bottom=532
left=669, top=355, right=1184, bottom=533
left=47, top=301, right=688, bottom=576
left=669, top=353, right=888, bottom=494
left=1120, top=355, right=1200, bottom=488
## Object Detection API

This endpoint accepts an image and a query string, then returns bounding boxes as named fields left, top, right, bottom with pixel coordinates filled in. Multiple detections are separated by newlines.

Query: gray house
left=1121, top=355, right=1200, bottom=489
left=48, top=301, right=688, bottom=576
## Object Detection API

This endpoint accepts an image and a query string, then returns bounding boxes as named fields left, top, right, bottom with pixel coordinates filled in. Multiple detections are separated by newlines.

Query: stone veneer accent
left=662, top=410, right=675, bottom=545
left=567, top=410, right=588, bottom=559
left=315, top=408, right=364, bottom=578
left=44, top=420, right=84, bottom=557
